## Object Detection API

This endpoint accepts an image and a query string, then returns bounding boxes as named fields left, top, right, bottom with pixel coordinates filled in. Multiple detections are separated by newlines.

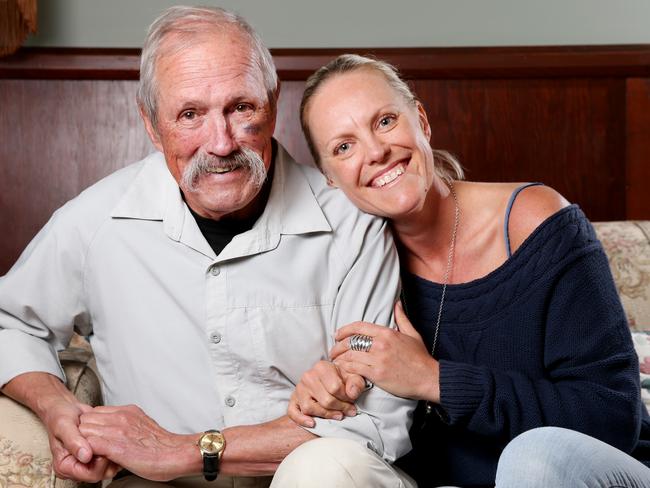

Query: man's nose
left=205, top=114, right=238, bottom=156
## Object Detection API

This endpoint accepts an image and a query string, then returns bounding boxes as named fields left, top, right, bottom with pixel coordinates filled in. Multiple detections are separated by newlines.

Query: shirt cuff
left=303, top=413, right=386, bottom=459
left=0, top=329, right=65, bottom=388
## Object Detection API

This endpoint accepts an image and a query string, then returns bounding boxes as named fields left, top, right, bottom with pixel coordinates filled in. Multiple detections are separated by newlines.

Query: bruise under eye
left=243, top=124, right=261, bottom=135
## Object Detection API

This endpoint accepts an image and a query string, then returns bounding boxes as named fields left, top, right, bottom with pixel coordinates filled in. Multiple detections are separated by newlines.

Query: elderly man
left=0, top=6, right=416, bottom=488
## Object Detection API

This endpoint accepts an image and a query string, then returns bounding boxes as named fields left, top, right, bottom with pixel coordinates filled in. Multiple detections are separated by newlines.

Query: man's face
left=142, top=30, right=276, bottom=220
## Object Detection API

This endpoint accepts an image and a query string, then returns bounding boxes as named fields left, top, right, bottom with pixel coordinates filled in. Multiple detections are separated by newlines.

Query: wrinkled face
left=141, top=30, right=276, bottom=220
left=305, top=69, right=435, bottom=219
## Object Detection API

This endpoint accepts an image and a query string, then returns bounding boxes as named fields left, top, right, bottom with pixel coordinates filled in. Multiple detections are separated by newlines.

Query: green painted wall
left=26, top=0, right=650, bottom=48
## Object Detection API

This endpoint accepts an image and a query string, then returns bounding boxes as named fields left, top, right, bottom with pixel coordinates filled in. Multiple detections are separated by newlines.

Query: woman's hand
left=331, top=301, right=441, bottom=402
left=288, top=360, right=365, bottom=428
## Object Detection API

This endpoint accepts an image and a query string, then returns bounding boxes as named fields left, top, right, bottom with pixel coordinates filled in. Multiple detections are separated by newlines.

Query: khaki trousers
left=108, top=438, right=416, bottom=488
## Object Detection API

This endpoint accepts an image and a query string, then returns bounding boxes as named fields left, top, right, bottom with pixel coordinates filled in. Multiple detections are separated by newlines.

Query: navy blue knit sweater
left=397, top=205, right=650, bottom=487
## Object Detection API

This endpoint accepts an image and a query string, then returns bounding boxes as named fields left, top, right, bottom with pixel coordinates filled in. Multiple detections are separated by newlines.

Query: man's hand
left=288, top=360, right=364, bottom=428
left=2, top=372, right=120, bottom=482
left=44, top=397, right=121, bottom=481
left=79, top=405, right=197, bottom=482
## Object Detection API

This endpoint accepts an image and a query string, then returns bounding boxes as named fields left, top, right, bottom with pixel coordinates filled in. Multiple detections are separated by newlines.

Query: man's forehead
left=158, top=25, right=252, bottom=65
left=155, top=34, right=265, bottom=94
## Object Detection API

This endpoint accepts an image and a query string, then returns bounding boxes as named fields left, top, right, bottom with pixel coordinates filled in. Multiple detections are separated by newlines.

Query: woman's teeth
left=372, top=165, right=404, bottom=187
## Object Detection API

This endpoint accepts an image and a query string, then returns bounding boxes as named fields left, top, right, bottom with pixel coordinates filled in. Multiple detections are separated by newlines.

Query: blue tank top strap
left=504, top=182, right=544, bottom=258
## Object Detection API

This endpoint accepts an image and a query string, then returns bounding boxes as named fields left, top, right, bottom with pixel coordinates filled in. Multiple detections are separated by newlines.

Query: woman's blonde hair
left=300, top=54, right=464, bottom=182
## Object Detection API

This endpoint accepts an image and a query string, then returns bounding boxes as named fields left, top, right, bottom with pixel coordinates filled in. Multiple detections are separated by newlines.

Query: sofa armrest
left=0, top=340, right=102, bottom=488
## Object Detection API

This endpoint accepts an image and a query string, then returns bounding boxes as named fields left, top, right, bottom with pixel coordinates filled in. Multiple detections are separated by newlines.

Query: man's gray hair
left=300, top=54, right=464, bottom=182
left=138, top=5, right=278, bottom=129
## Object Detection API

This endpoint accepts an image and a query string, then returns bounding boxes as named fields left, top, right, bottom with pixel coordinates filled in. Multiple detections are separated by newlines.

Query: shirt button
left=224, top=396, right=236, bottom=407
left=210, top=332, right=222, bottom=344
left=210, top=266, right=220, bottom=276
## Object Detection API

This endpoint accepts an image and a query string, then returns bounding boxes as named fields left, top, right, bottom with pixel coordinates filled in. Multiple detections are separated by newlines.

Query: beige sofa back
left=593, top=221, right=650, bottom=331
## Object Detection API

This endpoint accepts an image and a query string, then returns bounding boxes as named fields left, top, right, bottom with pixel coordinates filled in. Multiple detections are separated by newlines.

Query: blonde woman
left=289, top=54, right=650, bottom=487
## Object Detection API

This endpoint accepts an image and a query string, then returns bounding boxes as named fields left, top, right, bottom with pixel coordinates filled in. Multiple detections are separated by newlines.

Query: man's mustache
left=181, top=148, right=267, bottom=192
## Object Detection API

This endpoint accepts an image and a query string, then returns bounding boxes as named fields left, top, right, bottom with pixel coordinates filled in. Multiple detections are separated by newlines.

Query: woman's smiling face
left=305, top=68, right=436, bottom=219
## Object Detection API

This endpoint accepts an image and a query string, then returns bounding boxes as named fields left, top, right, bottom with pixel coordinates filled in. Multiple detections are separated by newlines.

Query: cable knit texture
left=398, top=205, right=650, bottom=487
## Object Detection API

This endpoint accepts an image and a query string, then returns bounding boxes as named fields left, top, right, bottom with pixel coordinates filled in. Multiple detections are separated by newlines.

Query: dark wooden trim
left=0, top=48, right=141, bottom=80
left=273, top=45, right=650, bottom=80
left=2, top=45, right=650, bottom=80
left=626, top=78, right=650, bottom=219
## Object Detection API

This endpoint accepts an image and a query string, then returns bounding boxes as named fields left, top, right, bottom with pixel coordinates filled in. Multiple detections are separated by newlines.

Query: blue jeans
left=495, top=427, right=650, bottom=487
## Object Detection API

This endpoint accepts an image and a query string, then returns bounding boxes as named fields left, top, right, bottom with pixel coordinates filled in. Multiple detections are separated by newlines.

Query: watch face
left=200, top=432, right=225, bottom=455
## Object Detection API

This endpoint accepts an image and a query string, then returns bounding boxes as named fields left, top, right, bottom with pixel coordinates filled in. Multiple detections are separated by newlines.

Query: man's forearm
left=2, top=371, right=76, bottom=420
left=220, top=415, right=317, bottom=476
left=153, top=415, right=317, bottom=478
left=81, top=408, right=317, bottom=480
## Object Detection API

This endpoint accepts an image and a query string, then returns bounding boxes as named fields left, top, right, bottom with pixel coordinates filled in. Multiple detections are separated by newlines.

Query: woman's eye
left=334, top=142, right=350, bottom=155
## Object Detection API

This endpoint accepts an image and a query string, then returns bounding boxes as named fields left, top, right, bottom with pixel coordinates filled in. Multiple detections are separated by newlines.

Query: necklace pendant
left=418, top=401, right=434, bottom=433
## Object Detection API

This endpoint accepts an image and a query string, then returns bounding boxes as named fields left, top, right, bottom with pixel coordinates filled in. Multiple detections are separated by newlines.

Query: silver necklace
left=400, top=180, right=460, bottom=416
left=425, top=181, right=459, bottom=416
left=429, top=180, right=460, bottom=357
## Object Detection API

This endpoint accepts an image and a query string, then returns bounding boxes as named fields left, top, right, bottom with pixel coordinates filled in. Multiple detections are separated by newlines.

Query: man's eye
left=181, top=110, right=196, bottom=120
left=235, top=103, right=252, bottom=112
left=378, top=115, right=396, bottom=127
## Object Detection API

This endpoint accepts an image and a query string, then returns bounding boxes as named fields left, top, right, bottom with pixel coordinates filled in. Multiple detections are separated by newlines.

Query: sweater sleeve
left=438, top=245, right=642, bottom=453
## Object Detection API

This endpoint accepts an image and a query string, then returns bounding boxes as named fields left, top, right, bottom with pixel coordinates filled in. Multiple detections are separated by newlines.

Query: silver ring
left=349, top=334, right=373, bottom=352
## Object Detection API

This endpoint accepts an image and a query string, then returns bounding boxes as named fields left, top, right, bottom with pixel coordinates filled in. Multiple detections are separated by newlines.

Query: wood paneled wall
left=1, top=46, right=649, bottom=274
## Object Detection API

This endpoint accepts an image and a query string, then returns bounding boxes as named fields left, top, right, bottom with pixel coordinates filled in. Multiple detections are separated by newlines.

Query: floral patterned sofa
left=0, top=220, right=649, bottom=488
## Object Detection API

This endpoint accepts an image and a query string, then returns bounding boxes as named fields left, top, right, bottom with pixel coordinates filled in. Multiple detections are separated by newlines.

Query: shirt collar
left=264, top=142, right=331, bottom=236
left=110, top=151, right=176, bottom=222
left=109, top=142, right=331, bottom=259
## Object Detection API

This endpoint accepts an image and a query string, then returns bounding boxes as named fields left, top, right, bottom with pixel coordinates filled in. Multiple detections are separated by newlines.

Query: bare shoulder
left=507, top=184, right=571, bottom=253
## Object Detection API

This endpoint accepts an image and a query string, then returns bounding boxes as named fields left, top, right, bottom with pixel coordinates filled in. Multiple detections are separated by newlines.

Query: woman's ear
left=325, top=173, right=337, bottom=188
left=416, top=101, right=432, bottom=141
left=320, top=162, right=338, bottom=187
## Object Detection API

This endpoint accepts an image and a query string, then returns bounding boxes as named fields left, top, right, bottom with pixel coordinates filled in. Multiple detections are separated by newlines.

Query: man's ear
left=138, top=104, right=163, bottom=152
left=416, top=101, right=432, bottom=141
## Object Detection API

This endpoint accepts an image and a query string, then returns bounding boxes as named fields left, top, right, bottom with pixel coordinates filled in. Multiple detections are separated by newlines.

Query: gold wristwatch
left=198, top=429, right=226, bottom=481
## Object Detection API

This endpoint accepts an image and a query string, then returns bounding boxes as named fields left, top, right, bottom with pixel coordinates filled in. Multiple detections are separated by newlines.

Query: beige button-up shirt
left=0, top=144, right=415, bottom=461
